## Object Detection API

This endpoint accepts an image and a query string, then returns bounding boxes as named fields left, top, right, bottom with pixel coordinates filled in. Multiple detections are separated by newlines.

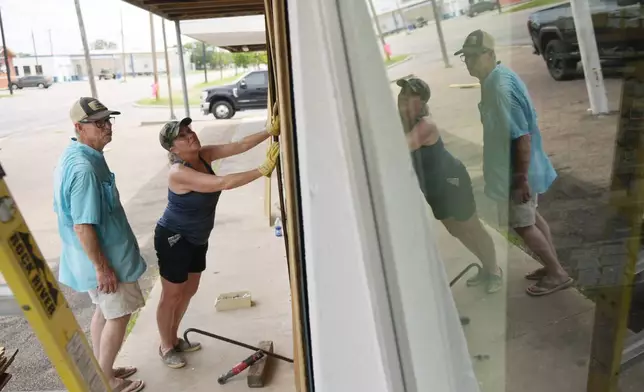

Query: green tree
left=212, top=50, right=232, bottom=69
left=91, top=39, right=118, bottom=50
left=252, top=51, right=268, bottom=68
left=232, top=52, right=251, bottom=69
left=183, top=42, right=215, bottom=70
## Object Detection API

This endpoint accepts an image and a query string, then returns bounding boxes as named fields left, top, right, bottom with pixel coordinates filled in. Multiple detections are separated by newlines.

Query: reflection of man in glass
left=397, top=77, right=502, bottom=294
left=456, top=30, right=573, bottom=296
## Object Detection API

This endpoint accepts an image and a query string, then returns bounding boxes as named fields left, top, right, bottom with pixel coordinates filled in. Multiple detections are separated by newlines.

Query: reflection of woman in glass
left=397, top=77, right=502, bottom=293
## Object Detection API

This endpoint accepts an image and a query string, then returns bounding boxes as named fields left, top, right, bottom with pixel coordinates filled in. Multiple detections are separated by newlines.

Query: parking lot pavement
left=383, top=7, right=544, bottom=67
left=0, top=73, right=205, bottom=139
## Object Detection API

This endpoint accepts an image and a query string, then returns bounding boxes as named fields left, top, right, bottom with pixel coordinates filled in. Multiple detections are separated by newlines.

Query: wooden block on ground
left=0, top=350, right=17, bottom=375
left=0, top=347, right=4, bottom=358
left=0, top=373, right=12, bottom=392
left=247, top=341, right=273, bottom=388
left=215, top=291, right=252, bottom=312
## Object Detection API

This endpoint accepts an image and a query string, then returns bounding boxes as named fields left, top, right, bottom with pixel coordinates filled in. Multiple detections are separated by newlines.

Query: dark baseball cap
left=397, top=77, right=431, bottom=102
left=70, top=97, right=121, bottom=123
left=159, top=117, right=192, bottom=151
left=454, top=29, right=495, bottom=56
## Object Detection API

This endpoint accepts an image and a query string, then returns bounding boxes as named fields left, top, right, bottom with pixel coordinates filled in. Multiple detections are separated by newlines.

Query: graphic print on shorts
left=446, top=177, right=460, bottom=187
left=168, top=234, right=182, bottom=247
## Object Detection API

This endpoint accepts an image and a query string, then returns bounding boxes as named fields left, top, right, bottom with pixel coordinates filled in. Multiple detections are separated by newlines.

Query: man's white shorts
left=498, top=194, right=539, bottom=229
left=88, top=281, right=145, bottom=320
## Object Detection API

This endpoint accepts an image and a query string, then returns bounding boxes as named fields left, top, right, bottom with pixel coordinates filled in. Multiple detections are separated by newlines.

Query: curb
left=132, top=103, right=202, bottom=110
left=386, top=55, right=414, bottom=70
left=139, top=118, right=213, bottom=126
left=449, top=83, right=481, bottom=89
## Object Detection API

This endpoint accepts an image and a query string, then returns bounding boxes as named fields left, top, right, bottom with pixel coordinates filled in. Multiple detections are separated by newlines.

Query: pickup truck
left=527, top=0, right=644, bottom=80
left=200, top=70, right=269, bottom=119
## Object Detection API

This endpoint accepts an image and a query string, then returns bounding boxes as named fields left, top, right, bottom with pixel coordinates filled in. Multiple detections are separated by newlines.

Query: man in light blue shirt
left=455, top=30, right=573, bottom=297
left=53, top=97, right=146, bottom=392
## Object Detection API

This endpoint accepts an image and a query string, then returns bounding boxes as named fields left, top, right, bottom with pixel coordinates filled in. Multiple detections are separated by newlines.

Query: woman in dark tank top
left=396, top=77, right=502, bottom=294
left=153, top=116, right=281, bottom=368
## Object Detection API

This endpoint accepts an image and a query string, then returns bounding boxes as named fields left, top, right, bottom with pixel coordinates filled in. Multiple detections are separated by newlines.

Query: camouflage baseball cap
left=159, top=117, right=192, bottom=151
left=454, top=30, right=495, bottom=56
left=397, top=77, right=431, bottom=102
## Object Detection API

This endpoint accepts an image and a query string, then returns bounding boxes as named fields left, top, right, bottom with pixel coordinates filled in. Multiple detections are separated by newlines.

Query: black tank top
left=410, top=137, right=461, bottom=199
left=157, top=156, right=222, bottom=245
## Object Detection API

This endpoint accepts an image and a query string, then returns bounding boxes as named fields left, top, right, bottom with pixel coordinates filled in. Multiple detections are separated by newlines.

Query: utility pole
left=365, top=0, right=390, bottom=62
left=149, top=12, right=159, bottom=100
left=570, top=0, right=608, bottom=114
left=74, top=0, right=97, bottom=98
left=120, top=9, right=127, bottom=81
left=216, top=47, right=224, bottom=80
left=161, top=19, right=175, bottom=120
left=175, top=20, right=190, bottom=117
left=0, top=7, right=13, bottom=95
left=202, top=42, right=208, bottom=83
left=430, top=0, right=451, bottom=68
left=394, top=0, right=406, bottom=29
left=48, top=29, right=53, bottom=56
left=31, top=30, right=38, bottom=66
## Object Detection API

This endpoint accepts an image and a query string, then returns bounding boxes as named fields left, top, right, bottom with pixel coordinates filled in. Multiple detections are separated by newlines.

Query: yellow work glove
left=267, top=115, right=281, bottom=137
left=258, top=142, right=280, bottom=177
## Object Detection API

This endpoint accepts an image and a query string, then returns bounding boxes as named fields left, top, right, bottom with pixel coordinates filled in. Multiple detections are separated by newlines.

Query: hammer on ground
left=217, top=350, right=266, bottom=385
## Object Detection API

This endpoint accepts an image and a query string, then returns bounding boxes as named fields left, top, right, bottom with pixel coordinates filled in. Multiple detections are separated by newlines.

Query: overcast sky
left=0, top=0, right=192, bottom=55
left=0, top=0, right=409, bottom=55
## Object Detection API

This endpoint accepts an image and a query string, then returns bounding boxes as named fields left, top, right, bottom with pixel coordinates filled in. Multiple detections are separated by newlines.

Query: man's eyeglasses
left=460, top=51, right=489, bottom=63
left=80, top=117, right=115, bottom=129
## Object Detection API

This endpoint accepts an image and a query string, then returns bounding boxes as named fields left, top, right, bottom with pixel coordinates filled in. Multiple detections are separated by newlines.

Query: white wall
left=13, top=56, right=74, bottom=81
left=64, top=51, right=189, bottom=79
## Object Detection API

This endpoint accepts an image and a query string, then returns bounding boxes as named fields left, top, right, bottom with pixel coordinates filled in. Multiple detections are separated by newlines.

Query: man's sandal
left=113, top=366, right=137, bottom=379
left=525, top=268, right=547, bottom=281
left=113, top=379, right=145, bottom=392
left=526, top=277, right=574, bottom=297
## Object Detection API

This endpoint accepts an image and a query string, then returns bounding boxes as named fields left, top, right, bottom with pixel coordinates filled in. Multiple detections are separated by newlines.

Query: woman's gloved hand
left=268, top=115, right=281, bottom=137
left=258, top=142, right=280, bottom=177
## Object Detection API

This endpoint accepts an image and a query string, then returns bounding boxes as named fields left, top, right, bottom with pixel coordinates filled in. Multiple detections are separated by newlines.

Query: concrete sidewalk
left=116, top=117, right=295, bottom=391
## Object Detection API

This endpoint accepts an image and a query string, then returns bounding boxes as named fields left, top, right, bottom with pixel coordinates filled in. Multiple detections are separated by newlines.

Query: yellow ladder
left=0, top=163, right=111, bottom=392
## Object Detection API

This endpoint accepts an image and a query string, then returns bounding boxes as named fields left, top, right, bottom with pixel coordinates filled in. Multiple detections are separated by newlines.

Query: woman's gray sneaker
left=175, top=338, right=202, bottom=353
left=159, top=347, right=186, bottom=369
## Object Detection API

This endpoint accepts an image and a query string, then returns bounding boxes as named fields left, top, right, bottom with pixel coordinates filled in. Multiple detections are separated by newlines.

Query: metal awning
left=122, top=0, right=265, bottom=21
left=181, top=16, right=266, bottom=52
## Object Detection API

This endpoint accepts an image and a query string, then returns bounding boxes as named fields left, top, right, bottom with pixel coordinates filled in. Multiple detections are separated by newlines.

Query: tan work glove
left=267, top=115, right=281, bottom=137
left=258, top=142, right=280, bottom=177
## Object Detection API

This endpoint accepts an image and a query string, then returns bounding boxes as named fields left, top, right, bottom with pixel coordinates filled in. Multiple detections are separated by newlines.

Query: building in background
left=368, top=0, right=469, bottom=36
left=0, top=48, right=17, bottom=89
left=12, top=48, right=191, bottom=82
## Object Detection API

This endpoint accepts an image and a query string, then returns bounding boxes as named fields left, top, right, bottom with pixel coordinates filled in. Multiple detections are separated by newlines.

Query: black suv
left=200, top=70, right=269, bottom=119
left=528, top=0, right=644, bottom=81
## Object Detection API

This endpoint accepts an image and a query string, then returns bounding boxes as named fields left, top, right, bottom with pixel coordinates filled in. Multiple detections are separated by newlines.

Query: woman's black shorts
left=154, top=225, right=208, bottom=284
left=425, top=161, right=477, bottom=222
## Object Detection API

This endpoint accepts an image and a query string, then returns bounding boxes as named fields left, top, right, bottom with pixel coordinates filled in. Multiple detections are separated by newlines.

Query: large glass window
left=334, top=0, right=644, bottom=390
